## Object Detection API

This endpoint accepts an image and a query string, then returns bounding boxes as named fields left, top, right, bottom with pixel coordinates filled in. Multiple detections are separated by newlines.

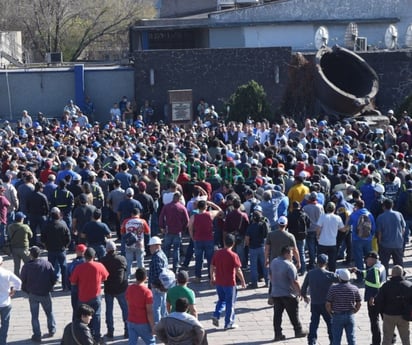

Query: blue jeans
left=28, top=293, right=56, bottom=338
left=125, top=246, right=145, bottom=277
left=47, top=250, right=67, bottom=289
left=404, top=219, right=412, bottom=251
left=296, top=239, right=306, bottom=273
left=0, top=224, right=6, bottom=248
left=249, top=247, right=267, bottom=284
left=105, top=292, right=128, bottom=334
left=213, top=285, right=237, bottom=328
left=331, top=312, right=356, bottom=345
left=194, top=240, right=214, bottom=279
left=127, top=322, right=155, bottom=345
left=81, top=296, right=102, bottom=341
left=162, top=233, right=182, bottom=271
left=352, top=239, right=371, bottom=272
left=308, top=303, right=332, bottom=345
left=152, top=288, right=166, bottom=324
left=90, top=244, right=106, bottom=261
left=0, top=304, right=11, bottom=345
left=306, top=232, right=317, bottom=267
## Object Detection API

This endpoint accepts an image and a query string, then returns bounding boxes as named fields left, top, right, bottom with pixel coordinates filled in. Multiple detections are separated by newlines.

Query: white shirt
left=316, top=213, right=344, bottom=246
left=0, top=266, right=21, bottom=307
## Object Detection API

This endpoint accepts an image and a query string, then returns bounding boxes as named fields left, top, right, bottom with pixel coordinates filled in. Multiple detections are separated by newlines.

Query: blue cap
left=149, top=157, right=157, bottom=166
left=15, top=212, right=26, bottom=221
left=214, top=193, right=224, bottom=203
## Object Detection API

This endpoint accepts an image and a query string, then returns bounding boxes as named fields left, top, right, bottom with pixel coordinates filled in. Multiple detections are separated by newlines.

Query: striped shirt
left=326, top=282, right=361, bottom=313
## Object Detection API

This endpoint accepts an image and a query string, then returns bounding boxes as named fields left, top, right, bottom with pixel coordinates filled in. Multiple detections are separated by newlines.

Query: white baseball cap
left=148, top=236, right=162, bottom=246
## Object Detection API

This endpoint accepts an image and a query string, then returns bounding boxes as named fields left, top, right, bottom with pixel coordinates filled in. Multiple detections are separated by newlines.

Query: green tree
left=2, top=0, right=156, bottom=62
left=227, top=80, right=271, bottom=122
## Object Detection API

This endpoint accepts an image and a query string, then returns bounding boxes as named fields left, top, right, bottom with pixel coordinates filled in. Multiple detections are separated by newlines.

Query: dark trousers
left=379, top=246, right=403, bottom=276
left=368, top=303, right=381, bottom=345
left=273, top=296, right=302, bottom=337
left=318, top=244, right=337, bottom=272
left=336, top=230, right=352, bottom=262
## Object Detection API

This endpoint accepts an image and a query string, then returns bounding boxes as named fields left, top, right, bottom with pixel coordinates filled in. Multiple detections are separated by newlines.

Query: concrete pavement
left=4, top=241, right=412, bottom=345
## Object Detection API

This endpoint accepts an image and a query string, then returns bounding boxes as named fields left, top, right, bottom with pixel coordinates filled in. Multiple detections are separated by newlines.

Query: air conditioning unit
left=354, top=37, right=367, bottom=51
left=45, top=52, right=63, bottom=64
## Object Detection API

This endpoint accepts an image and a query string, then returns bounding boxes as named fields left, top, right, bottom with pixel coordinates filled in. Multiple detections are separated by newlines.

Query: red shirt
left=40, top=169, right=56, bottom=184
left=193, top=212, right=213, bottom=241
left=0, top=196, right=10, bottom=224
left=70, top=261, right=109, bottom=302
left=126, top=283, right=153, bottom=324
left=211, top=248, right=241, bottom=287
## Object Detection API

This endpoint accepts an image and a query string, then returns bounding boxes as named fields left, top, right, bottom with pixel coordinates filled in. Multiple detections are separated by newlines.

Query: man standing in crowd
left=270, top=245, right=307, bottom=341
left=347, top=199, right=376, bottom=276
left=8, top=212, right=32, bottom=277
left=375, top=265, right=412, bottom=345
left=166, top=270, right=197, bottom=318
left=245, top=205, right=269, bottom=288
left=352, top=251, right=386, bottom=345
left=0, top=186, right=10, bottom=250
left=287, top=201, right=310, bottom=276
left=265, top=216, right=300, bottom=274
left=66, top=244, right=87, bottom=319
left=376, top=198, right=406, bottom=274
left=188, top=199, right=223, bottom=283
left=21, top=246, right=56, bottom=343
left=326, top=269, right=362, bottom=345
left=107, top=179, right=125, bottom=238
left=126, top=267, right=156, bottom=345
left=159, top=192, right=189, bottom=273
left=83, top=209, right=111, bottom=260
left=50, top=180, right=74, bottom=232
left=210, top=234, right=246, bottom=330
left=316, top=201, right=345, bottom=272
left=121, top=207, right=150, bottom=277
left=26, top=182, right=49, bottom=247
left=70, top=247, right=109, bottom=344
left=100, top=240, right=128, bottom=339
left=72, top=193, right=96, bottom=244
left=147, top=236, right=168, bottom=324
left=0, top=255, right=22, bottom=344
left=301, top=254, right=338, bottom=345
left=41, top=207, right=71, bottom=291
left=303, top=192, right=324, bottom=270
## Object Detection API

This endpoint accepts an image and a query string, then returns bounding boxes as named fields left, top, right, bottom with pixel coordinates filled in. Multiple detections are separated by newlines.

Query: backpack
left=356, top=213, right=372, bottom=239
left=158, top=268, right=176, bottom=292
left=288, top=209, right=309, bottom=241
left=124, top=231, right=139, bottom=247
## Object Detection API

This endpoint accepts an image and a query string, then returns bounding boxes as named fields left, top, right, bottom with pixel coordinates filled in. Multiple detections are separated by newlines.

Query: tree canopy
left=1, top=0, right=156, bottom=62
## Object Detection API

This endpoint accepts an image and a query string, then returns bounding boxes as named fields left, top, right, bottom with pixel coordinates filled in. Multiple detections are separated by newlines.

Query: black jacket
left=375, top=276, right=412, bottom=315
left=61, top=320, right=94, bottom=345
left=100, top=252, right=128, bottom=295
left=41, top=219, right=71, bottom=251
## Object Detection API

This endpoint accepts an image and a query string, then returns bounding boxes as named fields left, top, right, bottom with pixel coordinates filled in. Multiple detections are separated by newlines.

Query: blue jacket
left=349, top=208, right=376, bottom=241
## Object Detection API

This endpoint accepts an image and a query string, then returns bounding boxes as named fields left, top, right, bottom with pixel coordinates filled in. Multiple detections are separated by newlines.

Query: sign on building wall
left=168, top=89, right=192, bottom=125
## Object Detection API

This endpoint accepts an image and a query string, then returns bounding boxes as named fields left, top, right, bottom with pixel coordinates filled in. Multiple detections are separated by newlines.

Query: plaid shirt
left=148, top=249, right=168, bottom=288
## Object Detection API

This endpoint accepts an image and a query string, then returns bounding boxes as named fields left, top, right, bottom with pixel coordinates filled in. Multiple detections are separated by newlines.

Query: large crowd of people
left=0, top=97, right=412, bottom=344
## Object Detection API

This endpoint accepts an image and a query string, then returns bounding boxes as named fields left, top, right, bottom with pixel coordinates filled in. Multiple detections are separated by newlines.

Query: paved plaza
left=4, top=241, right=412, bottom=345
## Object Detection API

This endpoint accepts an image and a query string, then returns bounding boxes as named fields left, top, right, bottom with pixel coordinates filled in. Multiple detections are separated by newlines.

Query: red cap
left=226, top=157, right=234, bottom=162
left=75, top=244, right=87, bottom=253
left=138, top=181, right=147, bottom=191
left=398, top=153, right=404, bottom=160
left=255, top=177, right=263, bottom=186
left=265, top=158, right=273, bottom=166
left=360, top=168, right=370, bottom=176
